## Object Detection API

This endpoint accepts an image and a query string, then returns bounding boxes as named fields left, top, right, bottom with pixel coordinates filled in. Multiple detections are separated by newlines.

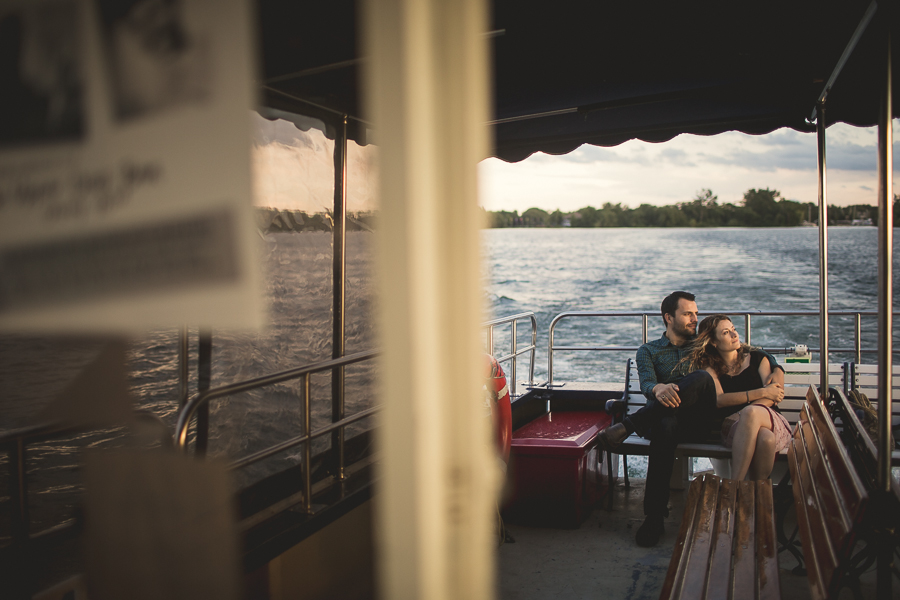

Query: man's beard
left=673, top=322, right=696, bottom=338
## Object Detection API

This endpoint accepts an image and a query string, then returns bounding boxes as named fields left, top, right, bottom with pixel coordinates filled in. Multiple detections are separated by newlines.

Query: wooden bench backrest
left=623, top=358, right=846, bottom=430
left=787, top=386, right=868, bottom=600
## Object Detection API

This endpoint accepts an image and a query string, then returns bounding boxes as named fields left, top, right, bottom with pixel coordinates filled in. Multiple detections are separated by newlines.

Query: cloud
left=551, top=145, right=641, bottom=164
left=659, top=148, right=693, bottom=166
left=828, top=143, right=879, bottom=171
left=702, top=145, right=814, bottom=172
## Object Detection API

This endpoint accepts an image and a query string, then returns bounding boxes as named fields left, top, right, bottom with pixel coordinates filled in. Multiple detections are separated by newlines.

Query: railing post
left=529, top=315, right=537, bottom=385
left=548, top=320, right=555, bottom=385
left=510, top=320, right=518, bottom=397
left=855, top=313, right=862, bottom=365
left=302, top=373, right=314, bottom=514
left=332, top=114, right=349, bottom=481
left=487, top=325, right=494, bottom=356
left=196, top=327, right=212, bottom=456
left=642, top=314, right=648, bottom=344
left=8, top=439, right=31, bottom=599
left=744, top=314, right=751, bottom=346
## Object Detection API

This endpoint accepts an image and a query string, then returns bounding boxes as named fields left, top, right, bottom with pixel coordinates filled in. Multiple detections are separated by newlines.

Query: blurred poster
left=0, top=0, right=262, bottom=332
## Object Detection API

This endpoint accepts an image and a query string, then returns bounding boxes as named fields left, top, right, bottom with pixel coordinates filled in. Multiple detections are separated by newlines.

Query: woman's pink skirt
left=722, top=405, right=792, bottom=452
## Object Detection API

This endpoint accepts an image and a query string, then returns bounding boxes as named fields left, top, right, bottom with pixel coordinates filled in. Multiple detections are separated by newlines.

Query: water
left=484, top=226, right=900, bottom=383
left=1, top=226, right=895, bottom=537
left=0, top=232, right=376, bottom=538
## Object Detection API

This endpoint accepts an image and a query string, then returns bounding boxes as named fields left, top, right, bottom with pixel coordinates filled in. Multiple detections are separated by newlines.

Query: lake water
left=1, top=226, right=897, bottom=535
left=484, top=226, right=900, bottom=384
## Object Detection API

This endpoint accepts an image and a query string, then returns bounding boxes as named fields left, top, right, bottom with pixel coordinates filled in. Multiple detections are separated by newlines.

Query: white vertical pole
left=362, top=1, right=497, bottom=599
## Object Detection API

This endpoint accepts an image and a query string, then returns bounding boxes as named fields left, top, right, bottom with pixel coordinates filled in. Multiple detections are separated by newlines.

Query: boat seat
left=659, top=474, right=780, bottom=600
left=787, top=387, right=869, bottom=600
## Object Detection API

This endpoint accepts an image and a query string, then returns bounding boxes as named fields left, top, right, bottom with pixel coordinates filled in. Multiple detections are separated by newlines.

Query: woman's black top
left=716, top=350, right=781, bottom=419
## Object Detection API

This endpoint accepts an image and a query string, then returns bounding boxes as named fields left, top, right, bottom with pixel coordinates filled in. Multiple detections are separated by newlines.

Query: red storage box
left=503, top=410, right=614, bottom=528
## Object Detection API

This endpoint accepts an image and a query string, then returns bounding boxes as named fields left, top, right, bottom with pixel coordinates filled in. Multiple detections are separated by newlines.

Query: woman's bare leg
left=748, top=428, right=777, bottom=480
left=729, top=406, right=773, bottom=480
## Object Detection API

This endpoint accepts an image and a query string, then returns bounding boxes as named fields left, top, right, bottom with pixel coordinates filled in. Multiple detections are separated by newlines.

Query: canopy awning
left=257, top=0, right=898, bottom=161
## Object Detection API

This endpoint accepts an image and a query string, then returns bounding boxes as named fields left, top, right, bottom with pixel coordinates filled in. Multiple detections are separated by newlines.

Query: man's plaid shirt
left=636, top=334, right=693, bottom=397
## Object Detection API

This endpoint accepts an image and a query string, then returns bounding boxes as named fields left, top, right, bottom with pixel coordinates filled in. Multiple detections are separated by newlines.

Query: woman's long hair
left=685, top=314, right=750, bottom=377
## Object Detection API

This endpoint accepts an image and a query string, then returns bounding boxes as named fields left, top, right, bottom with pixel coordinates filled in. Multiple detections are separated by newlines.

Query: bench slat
left=755, top=480, right=780, bottom=600
left=707, top=479, right=737, bottom=599
left=794, top=418, right=841, bottom=580
left=789, top=428, right=830, bottom=600
left=731, top=480, right=756, bottom=598
left=680, top=477, right=720, bottom=597
left=660, top=477, right=704, bottom=600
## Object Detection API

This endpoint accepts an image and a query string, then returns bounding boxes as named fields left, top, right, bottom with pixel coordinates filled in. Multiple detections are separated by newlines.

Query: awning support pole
left=876, top=17, right=893, bottom=600
left=332, top=114, right=348, bottom=481
left=817, top=103, right=829, bottom=395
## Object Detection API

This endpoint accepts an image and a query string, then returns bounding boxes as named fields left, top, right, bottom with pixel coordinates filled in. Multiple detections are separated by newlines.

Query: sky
left=251, top=113, right=897, bottom=213
left=478, top=120, right=900, bottom=212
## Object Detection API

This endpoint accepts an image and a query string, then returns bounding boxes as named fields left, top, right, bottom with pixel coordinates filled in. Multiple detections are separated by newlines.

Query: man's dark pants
left=626, top=370, right=718, bottom=518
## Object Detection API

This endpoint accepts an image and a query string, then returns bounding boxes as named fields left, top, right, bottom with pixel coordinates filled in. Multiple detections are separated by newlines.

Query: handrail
left=175, top=349, right=377, bottom=449
left=547, top=310, right=900, bottom=386
left=482, top=312, right=537, bottom=396
left=174, top=349, right=378, bottom=514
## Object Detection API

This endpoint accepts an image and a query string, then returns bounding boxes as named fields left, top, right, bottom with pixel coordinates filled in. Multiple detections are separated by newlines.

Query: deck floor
left=497, top=474, right=880, bottom=600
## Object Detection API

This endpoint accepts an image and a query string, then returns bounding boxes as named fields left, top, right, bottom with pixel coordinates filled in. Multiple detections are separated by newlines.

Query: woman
left=687, top=314, right=791, bottom=480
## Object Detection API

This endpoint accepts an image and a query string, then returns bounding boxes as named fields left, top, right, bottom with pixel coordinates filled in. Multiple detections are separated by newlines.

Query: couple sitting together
left=598, top=291, right=792, bottom=547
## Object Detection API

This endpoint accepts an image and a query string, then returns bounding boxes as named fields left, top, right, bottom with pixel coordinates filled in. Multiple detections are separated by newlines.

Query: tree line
left=487, top=188, right=894, bottom=228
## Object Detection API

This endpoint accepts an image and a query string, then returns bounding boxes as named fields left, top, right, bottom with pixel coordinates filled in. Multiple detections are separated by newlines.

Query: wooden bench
left=659, top=474, right=780, bottom=600
left=824, top=387, right=900, bottom=597
left=787, top=386, right=869, bottom=600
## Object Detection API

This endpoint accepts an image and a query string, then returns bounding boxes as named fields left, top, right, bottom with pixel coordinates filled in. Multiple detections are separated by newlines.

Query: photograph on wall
left=0, top=0, right=262, bottom=333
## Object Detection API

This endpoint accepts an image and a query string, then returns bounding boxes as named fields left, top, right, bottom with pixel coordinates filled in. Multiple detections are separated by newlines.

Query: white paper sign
left=0, top=0, right=263, bottom=332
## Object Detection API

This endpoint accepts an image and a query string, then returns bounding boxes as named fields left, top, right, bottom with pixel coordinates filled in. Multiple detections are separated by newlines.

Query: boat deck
left=497, top=474, right=877, bottom=600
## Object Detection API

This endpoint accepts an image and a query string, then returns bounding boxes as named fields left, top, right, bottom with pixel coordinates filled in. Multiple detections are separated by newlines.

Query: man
left=597, top=291, right=782, bottom=547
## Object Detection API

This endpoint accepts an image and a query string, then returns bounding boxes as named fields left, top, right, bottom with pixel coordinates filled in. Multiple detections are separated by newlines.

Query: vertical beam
left=332, top=115, right=348, bottom=480
left=8, top=439, right=30, bottom=599
left=817, top=103, right=830, bottom=395
left=876, top=20, right=893, bottom=600
left=876, top=21, right=893, bottom=495
left=196, top=327, right=212, bottom=456
left=362, top=0, right=497, bottom=598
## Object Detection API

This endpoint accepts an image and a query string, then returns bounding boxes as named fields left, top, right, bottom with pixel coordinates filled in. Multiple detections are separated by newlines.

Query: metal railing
left=547, top=310, right=900, bottom=386
left=482, top=312, right=537, bottom=397
left=175, top=349, right=378, bottom=514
